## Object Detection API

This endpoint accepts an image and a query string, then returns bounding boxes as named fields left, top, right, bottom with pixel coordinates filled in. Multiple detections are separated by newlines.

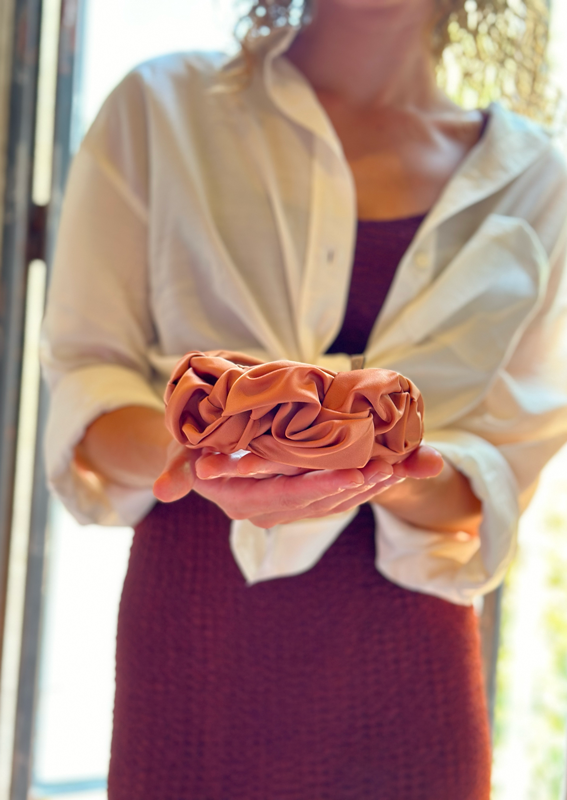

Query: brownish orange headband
left=164, top=350, right=424, bottom=470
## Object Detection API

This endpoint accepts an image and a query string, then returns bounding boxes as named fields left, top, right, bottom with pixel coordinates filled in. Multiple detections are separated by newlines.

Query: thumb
left=393, top=445, right=444, bottom=480
left=153, top=442, right=199, bottom=502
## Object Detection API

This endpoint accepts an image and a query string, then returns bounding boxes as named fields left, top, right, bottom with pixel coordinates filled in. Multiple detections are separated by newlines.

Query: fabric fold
left=373, top=428, right=519, bottom=605
left=163, top=350, right=424, bottom=470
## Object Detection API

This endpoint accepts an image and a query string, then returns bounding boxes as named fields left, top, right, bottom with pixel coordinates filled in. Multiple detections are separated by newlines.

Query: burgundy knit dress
left=108, top=216, right=492, bottom=799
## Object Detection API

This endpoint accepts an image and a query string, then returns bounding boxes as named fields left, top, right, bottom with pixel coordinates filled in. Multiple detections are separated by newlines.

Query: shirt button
left=326, top=248, right=336, bottom=264
left=414, top=251, right=430, bottom=270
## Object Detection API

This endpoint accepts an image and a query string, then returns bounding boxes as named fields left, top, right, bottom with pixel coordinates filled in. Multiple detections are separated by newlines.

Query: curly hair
left=233, top=0, right=557, bottom=125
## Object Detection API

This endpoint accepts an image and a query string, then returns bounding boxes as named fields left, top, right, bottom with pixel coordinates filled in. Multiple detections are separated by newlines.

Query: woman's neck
left=285, top=0, right=445, bottom=112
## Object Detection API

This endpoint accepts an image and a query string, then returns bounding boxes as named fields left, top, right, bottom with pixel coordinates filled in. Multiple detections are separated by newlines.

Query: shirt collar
left=262, top=28, right=346, bottom=157
left=220, top=27, right=345, bottom=156
left=420, top=103, right=551, bottom=234
left=222, top=28, right=552, bottom=222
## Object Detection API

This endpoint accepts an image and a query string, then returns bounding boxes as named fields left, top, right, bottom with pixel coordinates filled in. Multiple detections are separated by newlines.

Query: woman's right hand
left=153, top=443, right=400, bottom=527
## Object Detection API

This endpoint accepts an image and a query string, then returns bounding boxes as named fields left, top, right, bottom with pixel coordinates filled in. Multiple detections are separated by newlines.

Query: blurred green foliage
left=492, top=460, right=567, bottom=799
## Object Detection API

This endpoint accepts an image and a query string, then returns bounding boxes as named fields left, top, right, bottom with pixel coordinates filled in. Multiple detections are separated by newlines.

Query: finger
left=249, top=471, right=399, bottom=528
left=360, top=458, right=394, bottom=482
left=392, top=446, right=444, bottom=480
left=233, top=454, right=392, bottom=481
left=193, top=466, right=367, bottom=519
left=195, top=451, right=248, bottom=479
left=153, top=447, right=198, bottom=503
left=321, top=474, right=405, bottom=516
left=236, top=453, right=309, bottom=477
left=197, top=451, right=308, bottom=479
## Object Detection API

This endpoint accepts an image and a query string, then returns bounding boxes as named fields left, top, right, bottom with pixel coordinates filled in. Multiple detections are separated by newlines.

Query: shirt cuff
left=44, top=363, right=165, bottom=526
left=373, top=429, right=520, bottom=605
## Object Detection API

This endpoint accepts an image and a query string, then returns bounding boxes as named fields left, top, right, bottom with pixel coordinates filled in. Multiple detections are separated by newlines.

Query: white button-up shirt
left=41, top=29, right=567, bottom=605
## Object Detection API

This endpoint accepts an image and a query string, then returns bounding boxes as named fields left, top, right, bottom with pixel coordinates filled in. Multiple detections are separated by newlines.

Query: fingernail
left=370, top=471, right=392, bottom=483
left=198, top=471, right=215, bottom=480
left=334, top=483, right=357, bottom=494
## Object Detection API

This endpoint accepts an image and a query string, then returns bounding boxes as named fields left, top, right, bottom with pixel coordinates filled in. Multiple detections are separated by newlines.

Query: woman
left=41, top=0, right=567, bottom=797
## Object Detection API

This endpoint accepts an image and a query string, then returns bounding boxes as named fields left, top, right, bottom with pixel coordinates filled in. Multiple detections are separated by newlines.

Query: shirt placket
left=297, top=134, right=357, bottom=363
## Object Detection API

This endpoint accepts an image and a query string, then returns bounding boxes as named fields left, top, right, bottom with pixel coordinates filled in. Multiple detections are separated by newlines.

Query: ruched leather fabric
left=164, top=351, right=424, bottom=470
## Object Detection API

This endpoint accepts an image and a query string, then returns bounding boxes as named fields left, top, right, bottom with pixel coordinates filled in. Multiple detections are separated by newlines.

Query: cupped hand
left=195, top=445, right=443, bottom=482
left=153, top=439, right=201, bottom=501
left=153, top=444, right=444, bottom=528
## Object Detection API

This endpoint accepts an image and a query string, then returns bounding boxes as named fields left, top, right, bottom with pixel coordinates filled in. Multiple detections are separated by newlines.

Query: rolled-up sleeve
left=41, top=75, right=164, bottom=526
left=373, top=430, right=519, bottom=605
left=374, top=219, right=567, bottom=605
